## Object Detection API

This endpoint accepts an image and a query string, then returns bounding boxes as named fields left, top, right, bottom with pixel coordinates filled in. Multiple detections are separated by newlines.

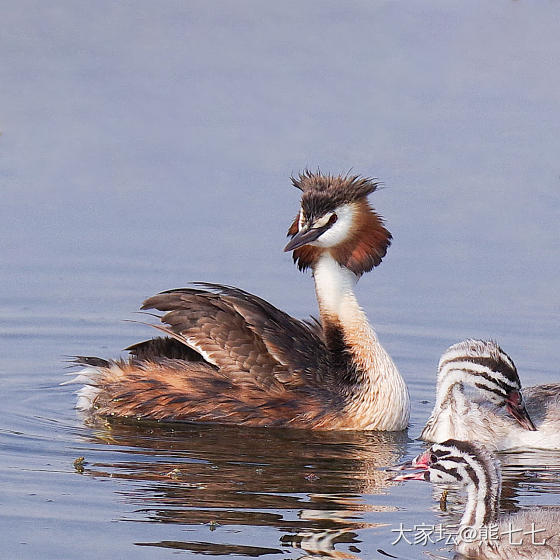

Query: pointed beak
left=284, top=226, right=324, bottom=252
left=388, top=450, right=432, bottom=482
left=506, top=392, right=537, bottom=431
left=391, top=470, right=428, bottom=482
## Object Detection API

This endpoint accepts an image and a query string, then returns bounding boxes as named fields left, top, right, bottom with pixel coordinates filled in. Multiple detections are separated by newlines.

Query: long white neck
left=313, top=252, right=360, bottom=326
left=311, top=252, right=409, bottom=430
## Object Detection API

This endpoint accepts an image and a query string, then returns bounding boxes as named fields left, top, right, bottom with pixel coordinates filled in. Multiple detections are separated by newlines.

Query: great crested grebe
left=393, top=440, right=560, bottom=559
left=71, top=172, right=410, bottom=430
left=421, top=339, right=560, bottom=450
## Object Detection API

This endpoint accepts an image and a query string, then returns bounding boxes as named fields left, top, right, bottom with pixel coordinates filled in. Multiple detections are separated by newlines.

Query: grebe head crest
left=284, top=171, right=392, bottom=276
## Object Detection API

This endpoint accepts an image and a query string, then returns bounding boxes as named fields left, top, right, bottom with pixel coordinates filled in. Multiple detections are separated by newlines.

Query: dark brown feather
left=73, top=356, right=110, bottom=368
left=291, top=244, right=323, bottom=272
left=125, top=337, right=204, bottom=362
left=142, top=284, right=331, bottom=389
left=292, top=171, right=379, bottom=217
left=143, top=290, right=284, bottom=391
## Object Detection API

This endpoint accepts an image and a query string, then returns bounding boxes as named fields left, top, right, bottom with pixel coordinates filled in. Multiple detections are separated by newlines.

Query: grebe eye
left=430, top=453, right=438, bottom=463
left=328, top=213, right=338, bottom=225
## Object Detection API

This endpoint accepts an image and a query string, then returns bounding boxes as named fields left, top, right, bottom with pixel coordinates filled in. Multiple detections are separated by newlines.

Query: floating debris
left=73, top=456, right=86, bottom=473
left=304, top=472, right=320, bottom=481
left=167, top=468, right=183, bottom=479
left=439, top=489, right=448, bottom=511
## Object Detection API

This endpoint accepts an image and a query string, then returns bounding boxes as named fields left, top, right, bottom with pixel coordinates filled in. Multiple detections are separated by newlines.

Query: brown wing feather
left=198, top=284, right=329, bottom=386
left=142, top=284, right=329, bottom=390
left=125, top=337, right=204, bottom=362
left=142, top=291, right=283, bottom=391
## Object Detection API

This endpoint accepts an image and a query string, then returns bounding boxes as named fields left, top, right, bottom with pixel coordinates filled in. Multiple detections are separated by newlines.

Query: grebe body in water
left=72, top=172, right=409, bottom=430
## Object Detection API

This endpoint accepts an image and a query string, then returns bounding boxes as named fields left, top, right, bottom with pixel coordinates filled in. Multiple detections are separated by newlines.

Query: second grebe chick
left=393, top=440, right=560, bottom=559
left=71, top=172, right=410, bottom=430
left=421, top=339, right=560, bottom=450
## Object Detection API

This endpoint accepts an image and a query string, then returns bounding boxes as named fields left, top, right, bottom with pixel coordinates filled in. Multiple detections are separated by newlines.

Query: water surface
left=1, top=2, right=559, bottom=559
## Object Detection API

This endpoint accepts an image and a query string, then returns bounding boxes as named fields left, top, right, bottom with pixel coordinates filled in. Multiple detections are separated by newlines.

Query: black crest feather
left=291, top=171, right=380, bottom=219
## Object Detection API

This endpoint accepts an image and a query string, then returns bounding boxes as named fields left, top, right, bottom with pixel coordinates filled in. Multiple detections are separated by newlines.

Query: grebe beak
left=284, top=226, right=324, bottom=252
left=506, top=390, right=537, bottom=431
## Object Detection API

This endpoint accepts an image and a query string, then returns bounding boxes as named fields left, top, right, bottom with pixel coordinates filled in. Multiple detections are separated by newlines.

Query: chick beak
left=391, top=470, right=428, bottom=482
left=506, top=390, right=537, bottom=431
left=388, top=450, right=432, bottom=481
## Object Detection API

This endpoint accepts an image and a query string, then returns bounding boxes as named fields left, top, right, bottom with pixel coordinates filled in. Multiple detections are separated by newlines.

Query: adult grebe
left=393, top=440, right=560, bottom=559
left=71, top=172, right=410, bottom=430
left=421, top=339, right=560, bottom=450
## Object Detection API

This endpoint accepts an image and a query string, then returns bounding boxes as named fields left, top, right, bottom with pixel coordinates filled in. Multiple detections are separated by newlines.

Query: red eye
left=328, top=213, right=338, bottom=225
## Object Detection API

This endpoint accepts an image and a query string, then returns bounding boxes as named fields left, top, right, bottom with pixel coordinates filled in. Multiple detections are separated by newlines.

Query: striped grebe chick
left=70, top=172, right=409, bottom=430
left=393, top=439, right=560, bottom=559
left=421, top=339, right=560, bottom=450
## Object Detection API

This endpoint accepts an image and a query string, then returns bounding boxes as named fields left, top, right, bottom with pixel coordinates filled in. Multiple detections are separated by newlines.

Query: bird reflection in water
left=78, top=419, right=409, bottom=558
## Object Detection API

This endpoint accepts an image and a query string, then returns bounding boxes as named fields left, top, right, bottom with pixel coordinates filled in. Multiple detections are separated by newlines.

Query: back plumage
left=76, top=284, right=351, bottom=428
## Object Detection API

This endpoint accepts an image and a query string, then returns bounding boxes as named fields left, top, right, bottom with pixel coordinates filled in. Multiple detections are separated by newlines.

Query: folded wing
left=140, top=283, right=330, bottom=391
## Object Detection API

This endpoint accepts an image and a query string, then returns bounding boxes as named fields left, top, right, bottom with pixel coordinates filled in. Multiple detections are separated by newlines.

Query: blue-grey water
left=1, top=2, right=559, bottom=559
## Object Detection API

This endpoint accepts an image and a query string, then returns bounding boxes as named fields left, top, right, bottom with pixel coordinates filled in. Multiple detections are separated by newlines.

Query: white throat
left=312, top=252, right=358, bottom=320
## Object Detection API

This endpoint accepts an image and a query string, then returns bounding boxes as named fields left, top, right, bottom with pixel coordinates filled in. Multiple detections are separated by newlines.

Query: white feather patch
left=310, top=203, right=355, bottom=248
left=76, top=384, right=102, bottom=411
left=61, top=366, right=102, bottom=411
left=186, top=337, right=217, bottom=366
